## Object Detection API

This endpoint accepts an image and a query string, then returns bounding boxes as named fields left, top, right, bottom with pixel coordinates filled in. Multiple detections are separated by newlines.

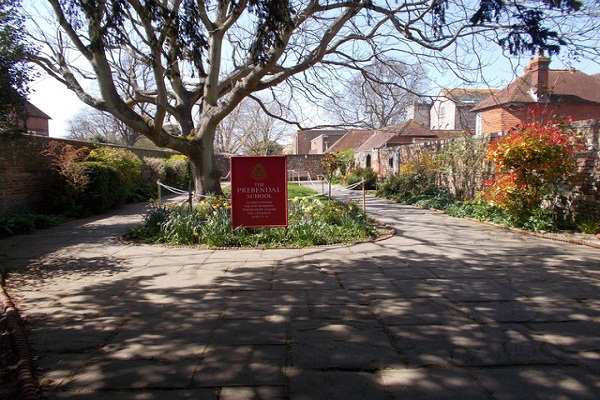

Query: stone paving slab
left=1, top=189, right=600, bottom=399
left=195, top=345, right=286, bottom=387
left=379, top=368, right=490, bottom=400
left=472, top=366, right=600, bottom=400
left=289, top=370, right=390, bottom=400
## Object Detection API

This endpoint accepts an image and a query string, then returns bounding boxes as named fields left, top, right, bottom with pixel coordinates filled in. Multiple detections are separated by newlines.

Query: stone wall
left=364, top=119, right=600, bottom=220
left=572, top=119, right=600, bottom=221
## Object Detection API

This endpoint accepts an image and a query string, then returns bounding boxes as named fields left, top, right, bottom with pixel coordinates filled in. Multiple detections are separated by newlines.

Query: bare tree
left=67, top=108, right=143, bottom=146
left=215, top=105, right=246, bottom=155
left=325, top=58, right=429, bottom=129
left=26, top=0, right=599, bottom=194
left=243, top=103, right=290, bottom=155
left=215, top=98, right=290, bottom=155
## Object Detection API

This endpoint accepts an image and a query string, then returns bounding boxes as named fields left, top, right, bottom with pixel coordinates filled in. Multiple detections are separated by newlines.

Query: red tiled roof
left=325, top=129, right=372, bottom=153
left=473, top=68, right=600, bottom=111
left=25, top=101, right=51, bottom=119
left=356, top=120, right=434, bottom=151
left=440, top=88, right=498, bottom=107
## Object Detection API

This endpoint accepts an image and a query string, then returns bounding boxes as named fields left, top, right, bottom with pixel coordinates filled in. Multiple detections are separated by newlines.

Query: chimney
left=526, top=52, right=551, bottom=101
left=407, top=102, right=431, bottom=128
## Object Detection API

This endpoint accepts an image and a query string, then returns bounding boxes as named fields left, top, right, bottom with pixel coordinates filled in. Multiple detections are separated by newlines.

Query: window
left=475, top=113, right=482, bottom=136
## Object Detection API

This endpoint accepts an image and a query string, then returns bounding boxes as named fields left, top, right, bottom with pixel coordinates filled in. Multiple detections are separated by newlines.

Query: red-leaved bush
left=484, top=115, right=585, bottom=219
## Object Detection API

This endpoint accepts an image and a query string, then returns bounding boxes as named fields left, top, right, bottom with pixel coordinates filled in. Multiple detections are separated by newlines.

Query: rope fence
left=156, top=177, right=368, bottom=212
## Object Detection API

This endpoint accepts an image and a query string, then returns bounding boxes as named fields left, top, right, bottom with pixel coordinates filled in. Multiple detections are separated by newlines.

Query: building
left=430, top=88, right=497, bottom=131
left=355, top=120, right=435, bottom=176
left=325, top=129, right=373, bottom=154
left=473, top=55, right=600, bottom=135
left=309, top=131, right=347, bottom=154
left=23, top=101, right=51, bottom=136
left=406, top=102, right=431, bottom=127
left=292, top=129, right=347, bottom=154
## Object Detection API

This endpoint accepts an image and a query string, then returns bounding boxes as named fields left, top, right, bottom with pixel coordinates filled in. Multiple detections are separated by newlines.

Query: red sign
left=230, top=156, right=288, bottom=228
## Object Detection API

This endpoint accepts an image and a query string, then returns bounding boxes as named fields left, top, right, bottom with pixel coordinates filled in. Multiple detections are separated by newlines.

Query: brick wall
left=480, top=107, right=526, bottom=135
left=0, top=135, right=173, bottom=215
left=0, top=136, right=327, bottom=216
left=1, top=135, right=60, bottom=215
left=219, top=154, right=326, bottom=181
left=481, top=104, right=600, bottom=135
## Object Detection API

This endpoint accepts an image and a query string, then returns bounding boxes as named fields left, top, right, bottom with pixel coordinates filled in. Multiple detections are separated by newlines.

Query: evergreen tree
left=0, top=0, right=33, bottom=131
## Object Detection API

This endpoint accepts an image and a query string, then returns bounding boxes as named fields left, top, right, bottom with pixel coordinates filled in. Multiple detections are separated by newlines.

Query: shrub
left=444, top=199, right=510, bottom=225
left=410, top=191, right=455, bottom=210
left=41, top=141, right=90, bottom=210
left=335, top=149, right=355, bottom=175
left=436, top=135, right=490, bottom=201
left=165, top=154, right=190, bottom=188
left=127, top=195, right=376, bottom=247
left=345, top=167, right=377, bottom=190
left=88, top=147, right=142, bottom=193
left=0, top=213, right=64, bottom=237
left=577, top=220, right=600, bottom=234
left=377, top=148, right=442, bottom=201
left=78, top=161, right=128, bottom=213
left=128, top=181, right=158, bottom=203
left=377, top=172, right=440, bottom=202
left=143, top=157, right=167, bottom=183
left=484, top=115, right=584, bottom=227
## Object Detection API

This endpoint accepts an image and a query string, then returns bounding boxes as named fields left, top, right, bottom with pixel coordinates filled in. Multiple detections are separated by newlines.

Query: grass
left=287, top=182, right=322, bottom=198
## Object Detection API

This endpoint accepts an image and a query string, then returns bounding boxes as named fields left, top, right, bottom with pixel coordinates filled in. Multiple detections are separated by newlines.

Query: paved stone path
left=1, top=187, right=599, bottom=399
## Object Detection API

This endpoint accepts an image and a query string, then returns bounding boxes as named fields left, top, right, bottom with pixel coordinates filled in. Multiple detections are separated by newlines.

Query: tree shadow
left=4, top=190, right=600, bottom=399
left=7, top=236, right=599, bottom=400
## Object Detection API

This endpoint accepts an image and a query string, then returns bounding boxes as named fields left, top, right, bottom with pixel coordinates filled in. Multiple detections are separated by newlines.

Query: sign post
left=230, top=156, right=288, bottom=228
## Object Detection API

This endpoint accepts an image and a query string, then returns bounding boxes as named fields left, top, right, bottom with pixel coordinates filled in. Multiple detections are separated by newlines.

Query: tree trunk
left=186, top=134, right=224, bottom=196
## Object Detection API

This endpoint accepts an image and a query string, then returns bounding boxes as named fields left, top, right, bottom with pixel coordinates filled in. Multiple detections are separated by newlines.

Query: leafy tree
left=335, top=149, right=355, bottom=176
left=0, top=0, right=34, bottom=131
left=484, top=115, right=585, bottom=226
left=28, top=0, right=594, bottom=195
left=320, top=152, right=343, bottom=197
